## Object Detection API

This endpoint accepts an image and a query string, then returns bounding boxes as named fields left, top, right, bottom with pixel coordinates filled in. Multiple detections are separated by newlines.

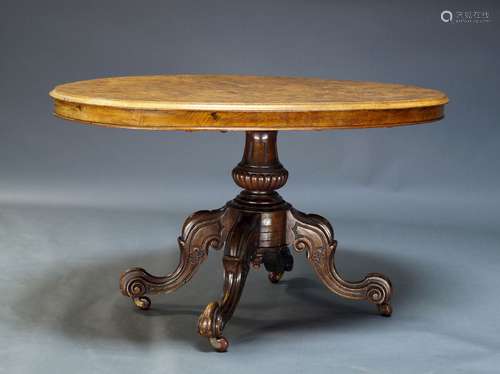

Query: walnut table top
left=50, top=74, right=448, bottom=131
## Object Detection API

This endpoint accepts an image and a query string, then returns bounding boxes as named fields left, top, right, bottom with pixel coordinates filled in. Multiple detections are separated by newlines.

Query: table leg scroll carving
left=287, top=208, right=393, bottom=316
left=198, top=214, right=258, bottom=352
left=120, top=208, right=228, bottom=310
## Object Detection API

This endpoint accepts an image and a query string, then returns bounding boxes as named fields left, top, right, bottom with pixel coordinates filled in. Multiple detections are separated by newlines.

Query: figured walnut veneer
left=50, top=75, right=448, bottom=131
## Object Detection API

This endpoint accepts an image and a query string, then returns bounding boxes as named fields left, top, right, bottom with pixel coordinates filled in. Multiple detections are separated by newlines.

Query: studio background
left=1, top=1, right=499, bottom=373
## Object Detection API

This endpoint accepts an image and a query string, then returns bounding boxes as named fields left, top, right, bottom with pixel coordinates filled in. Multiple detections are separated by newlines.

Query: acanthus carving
left=120, top=207, right=232, bottom=310
left=287, top=208, right=392, bottom=315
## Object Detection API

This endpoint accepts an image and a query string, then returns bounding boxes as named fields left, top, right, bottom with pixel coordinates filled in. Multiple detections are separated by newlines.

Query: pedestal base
left=120, top=197, right=392, bottom=352
left=119, top=131, right=393, bottom=352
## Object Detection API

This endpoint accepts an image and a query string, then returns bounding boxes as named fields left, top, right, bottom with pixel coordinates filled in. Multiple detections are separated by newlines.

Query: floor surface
left=1, top=204, right=499, bottom=373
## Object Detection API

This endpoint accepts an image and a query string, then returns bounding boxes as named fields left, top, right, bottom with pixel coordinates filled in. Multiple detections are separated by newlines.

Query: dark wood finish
left=119, top=208, right=233, bottom=309
left=120, top=131, right=393, bottom=351
left=286, top=208, right=392, bottom=316
left=198, top=212, right=259, bottom=352
left=232, top=131, right=288, bottom=192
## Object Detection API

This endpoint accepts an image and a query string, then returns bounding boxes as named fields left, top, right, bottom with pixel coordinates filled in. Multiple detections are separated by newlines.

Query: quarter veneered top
left=49, top=75, right=448, bottom=131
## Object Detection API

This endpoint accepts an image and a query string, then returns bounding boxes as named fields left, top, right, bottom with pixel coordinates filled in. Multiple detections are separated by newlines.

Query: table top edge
left=49, top=89, right=449, bottom=112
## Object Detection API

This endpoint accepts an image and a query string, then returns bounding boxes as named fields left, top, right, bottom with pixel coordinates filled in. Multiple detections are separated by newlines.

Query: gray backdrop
left=1, top=0, right=499, bottom=373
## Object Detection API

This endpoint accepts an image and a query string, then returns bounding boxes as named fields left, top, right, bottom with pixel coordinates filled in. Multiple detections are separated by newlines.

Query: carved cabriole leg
left=198, top=212, right=259, bottom=352
left=287, top=208, right=393, bottom=316
left=120, top=207, right=234, bottom=310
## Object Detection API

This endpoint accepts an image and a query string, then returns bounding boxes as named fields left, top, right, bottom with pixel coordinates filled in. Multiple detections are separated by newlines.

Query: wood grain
left=50, top=75, right=448, bottom=130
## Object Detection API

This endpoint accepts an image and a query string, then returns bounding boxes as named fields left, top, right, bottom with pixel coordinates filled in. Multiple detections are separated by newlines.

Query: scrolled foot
left=268, top=271, right=284, bottom=284
left=365, top=273, right=393, bottom=315
left=120, top=267, right=153, bottom=310
left=198, top=301, right=228, bottom=352
left=198, top=301, right=221, bottom=336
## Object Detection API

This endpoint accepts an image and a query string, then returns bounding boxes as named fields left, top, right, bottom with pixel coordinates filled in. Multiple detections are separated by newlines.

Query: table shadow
left=12, top=245, right=454, bottom=352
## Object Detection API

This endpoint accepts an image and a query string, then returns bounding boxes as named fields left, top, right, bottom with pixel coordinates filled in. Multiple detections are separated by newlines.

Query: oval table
left=50, top=75, right=448, bottom=352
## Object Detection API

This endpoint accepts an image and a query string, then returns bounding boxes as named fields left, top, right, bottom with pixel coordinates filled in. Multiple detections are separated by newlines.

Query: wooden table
left=50, top=75, right=448, bottom=352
